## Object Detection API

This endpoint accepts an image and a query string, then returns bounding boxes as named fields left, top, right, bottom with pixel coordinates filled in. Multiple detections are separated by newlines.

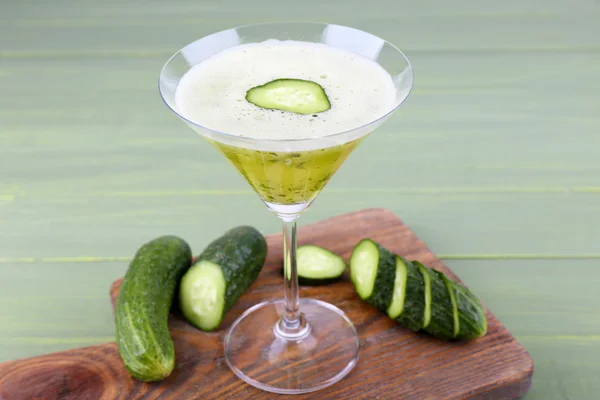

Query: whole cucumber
left=115, top=235, right=192, bottom=382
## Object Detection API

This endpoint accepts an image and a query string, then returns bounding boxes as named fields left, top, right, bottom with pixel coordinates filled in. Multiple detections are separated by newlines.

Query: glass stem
left=277, top=216, right=309, bottom=338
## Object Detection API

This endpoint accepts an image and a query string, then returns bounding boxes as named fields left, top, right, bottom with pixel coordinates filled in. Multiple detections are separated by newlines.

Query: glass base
left=224, top=299, right=360, bottom=394
left=263, top=201, right=311, bottom=221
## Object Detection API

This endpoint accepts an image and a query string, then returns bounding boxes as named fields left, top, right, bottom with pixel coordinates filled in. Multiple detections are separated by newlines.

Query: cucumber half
left=179, top=260, right=226, bottom=331
left=245, top=78, right=331, bottom=115
left=179, top=226, right=267, bottom=332
left=282, top=245, right=347, bottom=285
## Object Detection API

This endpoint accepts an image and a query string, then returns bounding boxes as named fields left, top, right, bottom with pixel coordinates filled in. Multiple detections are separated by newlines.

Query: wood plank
left=0, top=262, right=124, bottom=362
left=518, top=338, right=599, bottom=400
left=2, top=0, right=599, bottom=54
left=448, top=260, right=600, bottom=337
left=0, top=208, right=533, bottom=399
left=2, top=191, right=600, bottom=260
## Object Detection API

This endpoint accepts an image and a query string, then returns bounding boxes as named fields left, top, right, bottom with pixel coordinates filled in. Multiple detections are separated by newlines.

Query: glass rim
left=157, top=21, right=414, bottom=145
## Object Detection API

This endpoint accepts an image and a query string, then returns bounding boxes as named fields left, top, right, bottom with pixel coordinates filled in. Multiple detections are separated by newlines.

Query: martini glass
left=159, top=22, right=413, bottom=394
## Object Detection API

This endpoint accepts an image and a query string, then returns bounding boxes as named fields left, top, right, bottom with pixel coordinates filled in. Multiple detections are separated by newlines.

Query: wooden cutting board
left=0, top=208, right=533, bottom=400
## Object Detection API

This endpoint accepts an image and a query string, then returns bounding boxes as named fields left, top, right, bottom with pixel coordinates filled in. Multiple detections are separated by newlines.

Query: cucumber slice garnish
left=245, top=78, right=331, bottom=115
left=179, top=260, right=226, bottom=332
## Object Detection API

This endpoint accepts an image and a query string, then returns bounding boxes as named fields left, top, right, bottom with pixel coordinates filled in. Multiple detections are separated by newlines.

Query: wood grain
left=0, top=208, right=533, bottom=399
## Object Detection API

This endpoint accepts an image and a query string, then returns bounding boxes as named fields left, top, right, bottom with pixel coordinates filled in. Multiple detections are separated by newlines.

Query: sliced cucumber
left=424, top=268, right=457, bottom=340
left=395, top=259, right=426, bottom=332
left=350, top=239, right=396, bottom=312
left=349, top=238, right=488, bottom=341
left=387, top=256, right=409, bottom=319
left=282, top=245, right=347, bottom=285
left=413, top=261, right=432, bottom=328
left=245, top=78, right=331, bottom=115
left=179, top=226, right=267, bottom=331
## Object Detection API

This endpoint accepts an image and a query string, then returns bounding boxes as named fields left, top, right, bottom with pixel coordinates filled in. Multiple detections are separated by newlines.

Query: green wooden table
left=1, top=1, right=599, bottom=398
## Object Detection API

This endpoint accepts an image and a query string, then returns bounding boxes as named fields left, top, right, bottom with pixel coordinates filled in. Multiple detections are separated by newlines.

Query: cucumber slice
left=441, top=273, right=460, bottom=338
left=395, top=260, right=426, bottom=332
left=245, top=78, right=331, bottom=115
left=453, top=283, right=488, bottom=340
left=424, top=268, right=457, bottom=340
left=413, top=261, right=432, bottom=328
left=349, top=239, right=379, bottom=300
left=179, top=260, right=226, bottom=331
left=281, top=245, right=347, bottom=285
left=349, top=239, right=396, bottom=312
left=179, top=226, right=267, bottom=332
left=387, top=256, right=409, bottom=319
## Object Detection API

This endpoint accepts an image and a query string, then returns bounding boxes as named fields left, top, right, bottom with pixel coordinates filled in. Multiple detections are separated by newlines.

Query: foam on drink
left=175, top=40, right=397, bottom=141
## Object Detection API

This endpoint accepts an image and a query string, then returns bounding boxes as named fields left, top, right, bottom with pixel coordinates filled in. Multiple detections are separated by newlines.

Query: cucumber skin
left=440, top=273, right=460, bottom=338
left=115, top=235, right=192, bottom=382
left=413, top=261, right=432, bottom=328
left=395, top=260, right=425, bottom=332
left=424, top=268, right=456, bottom=340
left=362, top=241, right=397, bottom=312
left=192, top=226, right=267, bottom=328
left=453, top=282, right=488, bottom=340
